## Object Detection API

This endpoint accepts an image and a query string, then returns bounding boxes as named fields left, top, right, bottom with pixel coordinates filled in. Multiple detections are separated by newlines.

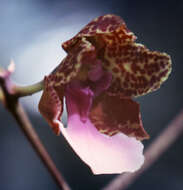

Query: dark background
left=0, top=0, right=183, bottom=190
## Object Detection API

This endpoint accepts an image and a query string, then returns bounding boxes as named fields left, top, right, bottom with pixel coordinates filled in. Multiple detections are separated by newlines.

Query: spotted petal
left=62, top=14, right=135, bottom=52
left=89, top=93, right=149, bottom=140
left=103, top=43, right=172, bottom=97
left=53, top=37, right=97, bottom=87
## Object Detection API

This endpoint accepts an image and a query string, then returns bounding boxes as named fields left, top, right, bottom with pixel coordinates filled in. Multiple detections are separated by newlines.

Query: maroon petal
left=89, top=93, right=149, bottom=140
left=38, top=76, right=64, bottom=135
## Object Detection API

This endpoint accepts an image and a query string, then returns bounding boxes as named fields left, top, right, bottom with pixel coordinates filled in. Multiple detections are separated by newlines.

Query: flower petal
left=53, top=37, right=97, bottom=86
left=63, top=85, right=144, bottom=174
left=39, top=76, right=64, bottom=135
left=102, top=43, right=172, bottom=97
left=62, top=14, right=135, bottom=52
left=89, top=93, right=149, bottom=140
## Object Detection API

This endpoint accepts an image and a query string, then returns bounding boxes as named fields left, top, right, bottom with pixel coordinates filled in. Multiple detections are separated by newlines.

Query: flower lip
left=63, top=81, right=145, bottom=174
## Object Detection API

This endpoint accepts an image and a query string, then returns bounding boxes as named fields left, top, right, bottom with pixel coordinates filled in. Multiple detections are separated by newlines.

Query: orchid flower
left=39, top=14, right=171, bottom=174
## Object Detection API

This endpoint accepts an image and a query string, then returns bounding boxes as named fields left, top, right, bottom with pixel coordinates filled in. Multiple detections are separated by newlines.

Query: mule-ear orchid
left=39, top=14, right=171, bottom=174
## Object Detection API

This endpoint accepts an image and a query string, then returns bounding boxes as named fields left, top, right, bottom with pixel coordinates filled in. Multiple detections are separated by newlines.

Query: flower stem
left=103, top=109, right=183, bottom=190
left=13, top=80, right=44, bottom=97
left=0, top=88, right=4, bottom=101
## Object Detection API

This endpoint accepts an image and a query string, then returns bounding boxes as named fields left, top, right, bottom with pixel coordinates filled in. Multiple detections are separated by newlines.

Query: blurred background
left=0, top=0, right=183, bottom=189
